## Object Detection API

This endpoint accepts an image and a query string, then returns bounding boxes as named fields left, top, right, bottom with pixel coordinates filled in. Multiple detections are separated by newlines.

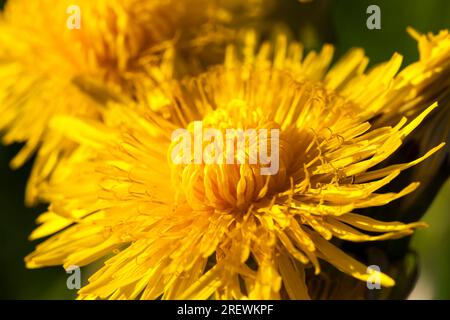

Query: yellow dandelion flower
left=376, top=28, right=450, bottom=126
left=26, top=34, right=444, bottom=300
left=368, top=29, right=450, bottom=220
left=0, top=0, right=229, bottom=205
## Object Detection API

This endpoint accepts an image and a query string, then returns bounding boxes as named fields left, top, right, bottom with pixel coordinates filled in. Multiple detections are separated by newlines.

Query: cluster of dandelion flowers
left=25, top=38, right=444, bottom=299
left=0, top=0, right=230, bottom=205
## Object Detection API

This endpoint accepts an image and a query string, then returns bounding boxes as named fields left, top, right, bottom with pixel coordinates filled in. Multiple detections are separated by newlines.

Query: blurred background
left=0, top=0, right=449, bottom=299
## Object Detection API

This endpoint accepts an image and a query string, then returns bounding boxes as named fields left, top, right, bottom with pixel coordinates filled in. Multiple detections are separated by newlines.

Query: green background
left=0, top=0, right=449, bottom=299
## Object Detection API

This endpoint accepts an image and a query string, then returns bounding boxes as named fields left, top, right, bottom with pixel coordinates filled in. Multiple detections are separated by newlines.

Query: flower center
left=168, top=100, right=300, bottom=212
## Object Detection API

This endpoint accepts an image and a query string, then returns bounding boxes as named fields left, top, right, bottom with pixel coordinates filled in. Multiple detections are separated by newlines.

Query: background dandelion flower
left=0, top=0, right=233, bottom=205
left=360, top=29, right=450, bottom=227
left=376, top=28, right=450, bottom=125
